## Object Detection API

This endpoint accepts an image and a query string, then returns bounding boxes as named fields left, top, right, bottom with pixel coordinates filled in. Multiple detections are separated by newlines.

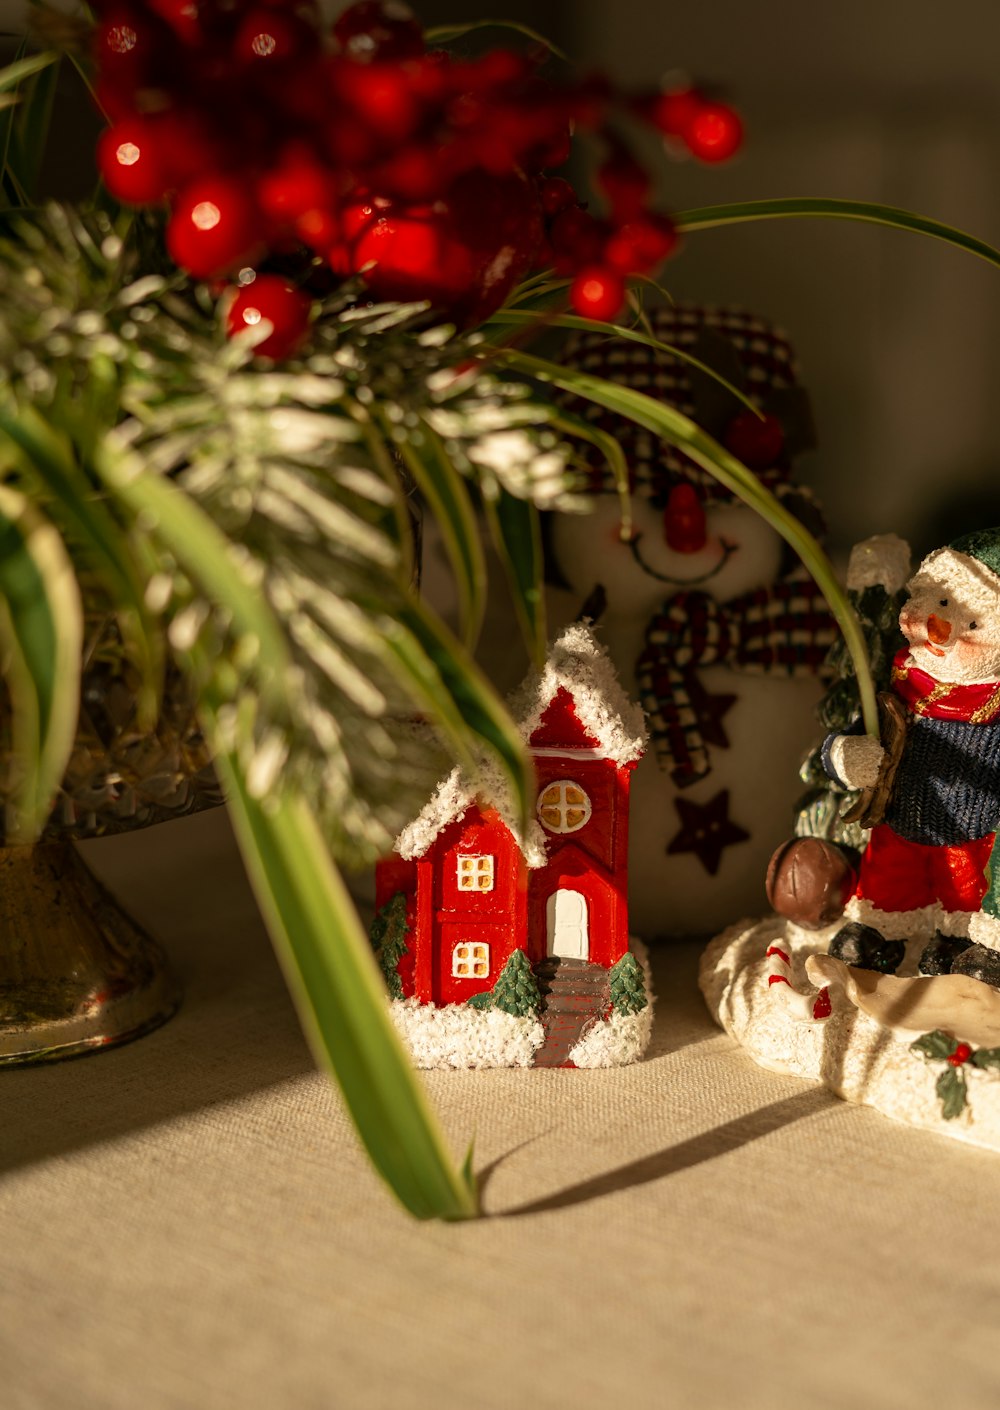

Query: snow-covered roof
left=508, top=621, right=648, bottom=767
left=395, top=623, right=647, bottom=863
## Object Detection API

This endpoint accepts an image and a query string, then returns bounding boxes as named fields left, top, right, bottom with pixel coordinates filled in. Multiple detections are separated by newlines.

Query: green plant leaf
left=0, top=36, right=28, bottom=203
left=11, top=53, right=60, bottom=201
left=397, top=595, right=534, bottom=832
left=482, top=487, right=546, bottom=668
left=93, top=440, right=292, bottom=699
left=424, top=19, right=568, bottom=61
left=548, top=407, right=632, bottom=539
left=971, top=1047, right=1000, bottom=1072
left=492, top=346, right=880, bottom=738
left=485, top=307, right=762, bottom=419
left=936, top=1066, right=968, bottom=1121
left=0, top=50, right=60, bottom=96
left=211, top=735, right=478, bottom=1221
left=0, top=407, right=164, bottom=727
left=674, top=198, right=1000, bottom=273
left=395, top=421, right=487, bottom=651
left=0, top=482, right=82, bottom=841
left=911, top=1029, right=959, bottom=1062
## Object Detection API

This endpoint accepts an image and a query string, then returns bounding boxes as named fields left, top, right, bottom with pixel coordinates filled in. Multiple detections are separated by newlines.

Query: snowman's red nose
left=927, top=613, right=952, bottom=645
left=664, top=484, right=707, bottom=553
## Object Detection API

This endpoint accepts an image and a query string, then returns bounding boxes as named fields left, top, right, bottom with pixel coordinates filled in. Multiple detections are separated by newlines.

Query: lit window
left=537, top=780, right=592, bottom=834
left=457, top=854, right=494, bottom=892
left=452, top=942, right=490, bottom=980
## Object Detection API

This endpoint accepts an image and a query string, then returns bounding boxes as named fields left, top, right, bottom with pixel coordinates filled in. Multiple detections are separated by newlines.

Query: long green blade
left=0, top=484, right=82, bottom=841
left=484, top=308, right=761, bottom=418
left=213, top=739, right=478, bottom=1221
left=496, top=347, right=878, bottom=737
left=0, top=51, right=60, bottom=96
left=398, top=595, right=534, bottom=830
left=674, top=197, right=1000, bottom=272
left=425, top=20, right=568, bottom=61
left=482, top=489, right=546, bottom=668
left=0, top=408, right=163, bottom=725
left=548, top=407, right=632, bottom=539
left=94, top=442, right=291, bottom=695
left=12, top=53, right=60, bottom=200
left=396, top=423, right=487, bottom=651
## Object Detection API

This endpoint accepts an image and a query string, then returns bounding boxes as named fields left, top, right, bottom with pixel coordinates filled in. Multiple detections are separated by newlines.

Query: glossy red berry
left=724, top=410, right=785, bottom=469
left=570, top=266, right=626, bottom=322
left=539, top=176, right=577, bottom=218
left=597, top=155, right=650, bottom=221
left=257, top=149, right=335, bottom=226
left=646, top=87, right=703, bottom=139
left=333, top=1, right=424, bottom=63
left=686, top=101, right=744, bottom=162
left=949, top=1042, right=973, bottom=1067
left=167, top=177, right=263, bottom=278
left=335, top=59, right=423, bottom=142
left=605, top=213, right=678, bottom=274
left=97, top=117, right=172, bottom=204
left=225, top=274, right=312, bottom=360
left=235, top=7, right=311, bottom=64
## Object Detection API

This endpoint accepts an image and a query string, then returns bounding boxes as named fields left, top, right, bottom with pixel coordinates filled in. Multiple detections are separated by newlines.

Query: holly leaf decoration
left=971, top=1047, right=1000, bottom=1072
left=936, top=1067, right=968, bottom=1121
left=911, top=1030, right=959, bottom=1062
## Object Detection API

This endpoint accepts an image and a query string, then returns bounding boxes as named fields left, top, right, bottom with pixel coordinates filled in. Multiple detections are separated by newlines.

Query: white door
left=546, top=889, right=589, bottom=960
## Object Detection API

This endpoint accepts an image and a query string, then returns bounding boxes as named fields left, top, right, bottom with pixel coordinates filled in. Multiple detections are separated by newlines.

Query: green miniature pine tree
left=466, top=949, right=541, bottom=1017
left=369, top=892, right=409, bottom=1000
left=609, top=952, right=648, bottom=1016
left=795, top=581, right=907, bottom=848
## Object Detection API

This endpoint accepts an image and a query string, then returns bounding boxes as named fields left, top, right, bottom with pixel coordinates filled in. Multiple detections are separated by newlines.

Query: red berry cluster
left=91, top=1, right=744, bottom=356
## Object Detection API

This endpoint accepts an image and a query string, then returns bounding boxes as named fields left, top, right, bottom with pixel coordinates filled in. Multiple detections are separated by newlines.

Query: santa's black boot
left=829, top=921, right=905, bottom=974
left=949, top=944, right=1000, bottom=990
left=918, top=932, right=973, bottom=976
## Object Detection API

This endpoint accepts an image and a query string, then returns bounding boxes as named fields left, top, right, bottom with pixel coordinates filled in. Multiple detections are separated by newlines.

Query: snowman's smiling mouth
left=627, top=535, right=737, bottom=585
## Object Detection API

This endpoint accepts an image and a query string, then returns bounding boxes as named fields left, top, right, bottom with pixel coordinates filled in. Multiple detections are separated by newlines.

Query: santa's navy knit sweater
left=824, top=714, right=1000, bottom=846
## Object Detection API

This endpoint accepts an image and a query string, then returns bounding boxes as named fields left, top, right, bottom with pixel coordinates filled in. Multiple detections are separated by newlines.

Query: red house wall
left=425, top=804, right=529, bottom=1007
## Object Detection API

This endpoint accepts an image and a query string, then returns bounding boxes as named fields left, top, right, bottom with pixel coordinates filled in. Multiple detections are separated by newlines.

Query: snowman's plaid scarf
left=637, top=569, right=836, bottom=786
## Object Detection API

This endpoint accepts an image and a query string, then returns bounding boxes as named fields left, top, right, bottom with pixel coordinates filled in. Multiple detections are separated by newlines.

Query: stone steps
left=533, top=958, right=611, bottom=1069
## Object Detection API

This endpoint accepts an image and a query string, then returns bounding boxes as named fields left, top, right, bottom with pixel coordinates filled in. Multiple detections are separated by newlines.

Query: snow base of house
left=389, top=998, right=545, bottom=1070
left=389, top=941, right=655, bottom=1070
left=568, top=940, right=655, bottom=1068
left=700, top=915, right=1000, bottom=1152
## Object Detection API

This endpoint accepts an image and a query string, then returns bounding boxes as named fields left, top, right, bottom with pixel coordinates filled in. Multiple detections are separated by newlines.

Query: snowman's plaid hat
left=951, top=528, right=1000, bottom=582
left=562, top=303, right=816, bottom=508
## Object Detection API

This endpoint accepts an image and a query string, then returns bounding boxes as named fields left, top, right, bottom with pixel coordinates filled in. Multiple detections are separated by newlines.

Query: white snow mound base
left=390, top=999, right=544, bottom=1069
left=389, top=941, right=654, bottom=1070
left=569, top=939, right=655, bottom=1068
left=700, top=916, right=1000, bottom=1152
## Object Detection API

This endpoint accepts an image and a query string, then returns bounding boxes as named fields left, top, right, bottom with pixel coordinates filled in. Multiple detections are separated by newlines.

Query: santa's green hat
left=950, top=528, right=1000, bottom=581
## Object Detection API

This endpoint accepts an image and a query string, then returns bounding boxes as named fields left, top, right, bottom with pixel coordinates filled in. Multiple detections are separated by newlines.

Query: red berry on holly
left=724, top=410, right=785, bottom=469
left=645, top=87, right=703, bottom=139
left=335, top=59, right=423, bottom=143
left=539, top=177, right=577, bottom=218
left=167, top=177, right=263, bottom=278
left=97, top=117, right=172, bottom=205
left=570, top=266, right=626, bottom=322
left=597, top=154, right=650, bottom=221
left=235, top=7, right=311, bottom=64
left=949, top=1042, right=973, bottom=1067
left=257, top=148, right=334, bottom=226
left=686, top=101, right=744, bottom=162
left=225, top=274, right=312, bottom=360
left=550, top=207, right=607, bottom=273
left=333, top=1, right=424, bottom=63
left=148, top=0, right=202, bottom=45
left=605, top=213, right=678, bottom=274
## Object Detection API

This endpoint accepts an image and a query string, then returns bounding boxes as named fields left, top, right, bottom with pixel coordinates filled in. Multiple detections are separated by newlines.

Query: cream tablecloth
left=3, top=809, right=1000, bottom=1410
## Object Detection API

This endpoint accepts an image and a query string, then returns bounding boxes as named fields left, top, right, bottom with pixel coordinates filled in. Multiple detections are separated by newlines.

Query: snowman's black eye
left=940, top=599, right=948, bottom=607
left=970, top=621, right=978, bottom=630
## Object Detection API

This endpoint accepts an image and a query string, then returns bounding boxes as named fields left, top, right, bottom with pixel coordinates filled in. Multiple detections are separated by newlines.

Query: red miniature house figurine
left=373, top=624, right=652, bottom=1069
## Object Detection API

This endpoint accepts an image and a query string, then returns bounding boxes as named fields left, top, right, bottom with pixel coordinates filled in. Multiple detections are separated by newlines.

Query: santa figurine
left=826, top=529, right=1000, bottom=985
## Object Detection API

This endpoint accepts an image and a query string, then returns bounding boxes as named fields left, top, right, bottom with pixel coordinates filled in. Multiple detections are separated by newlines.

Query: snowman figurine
left=550, top=305, right=837, bottom=939
left=826, top=529, right=1000, bottom=985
